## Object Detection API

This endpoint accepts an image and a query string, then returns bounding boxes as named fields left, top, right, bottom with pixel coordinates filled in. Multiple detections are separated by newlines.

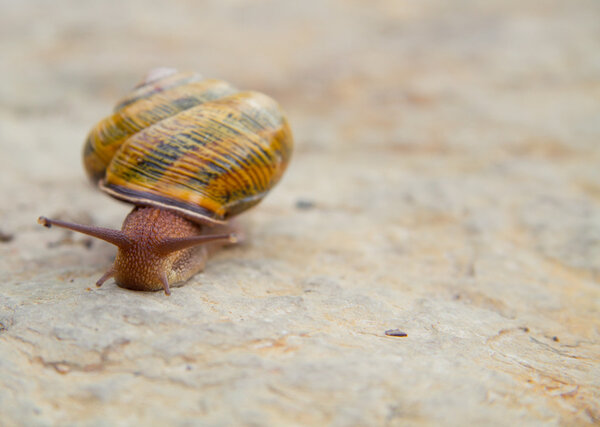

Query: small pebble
left=385, top=329, right=407, bottom=337
left=0, top=230, right=14, bottom=243
left=295, top=199, right=316, bottom=210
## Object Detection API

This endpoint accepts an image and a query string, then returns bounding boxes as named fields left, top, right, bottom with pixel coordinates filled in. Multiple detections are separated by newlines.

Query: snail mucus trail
left=38, top=68, right=293, bottom=295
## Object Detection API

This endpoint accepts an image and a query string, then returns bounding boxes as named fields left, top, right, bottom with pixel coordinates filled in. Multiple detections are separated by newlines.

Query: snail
left=38, top=68, right=293, bottom=295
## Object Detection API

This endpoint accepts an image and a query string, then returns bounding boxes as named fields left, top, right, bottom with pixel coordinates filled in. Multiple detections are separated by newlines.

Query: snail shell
left=83, top=69, right=293, bottom=224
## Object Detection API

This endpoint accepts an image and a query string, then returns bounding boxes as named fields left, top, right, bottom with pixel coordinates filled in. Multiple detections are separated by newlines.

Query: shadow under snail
left=39, top=68, right=293, bottom=295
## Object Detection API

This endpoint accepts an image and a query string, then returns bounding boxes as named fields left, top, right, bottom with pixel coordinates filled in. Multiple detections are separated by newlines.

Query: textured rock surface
left=1, top=0, right=599, bottom=425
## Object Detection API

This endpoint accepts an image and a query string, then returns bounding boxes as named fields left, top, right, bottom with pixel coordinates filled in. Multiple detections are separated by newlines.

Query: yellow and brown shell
left=83, top=69, right=293, bottom=224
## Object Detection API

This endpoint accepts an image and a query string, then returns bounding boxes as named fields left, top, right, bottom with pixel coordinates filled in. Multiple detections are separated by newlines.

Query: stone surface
left=1, top=0, right=599, bottom=425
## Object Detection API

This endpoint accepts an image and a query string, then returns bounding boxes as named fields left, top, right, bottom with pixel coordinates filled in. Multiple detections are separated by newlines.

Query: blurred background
left=1, top=0, right=599, bottom=424
left=2, top=0, right=599, bottom=275
left=3, top=0, right=597, bottom=175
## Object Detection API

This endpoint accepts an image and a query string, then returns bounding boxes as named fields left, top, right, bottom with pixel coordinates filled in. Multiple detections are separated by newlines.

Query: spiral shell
left=83, top=69, right=293, bottom=224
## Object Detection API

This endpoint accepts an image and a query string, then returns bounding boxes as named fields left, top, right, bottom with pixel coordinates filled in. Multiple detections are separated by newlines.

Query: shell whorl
left=83, top=70, right=293, bottom=224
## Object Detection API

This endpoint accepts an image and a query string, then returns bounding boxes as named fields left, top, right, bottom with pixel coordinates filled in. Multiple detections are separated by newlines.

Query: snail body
left=39, top=69, right=293, bottom=295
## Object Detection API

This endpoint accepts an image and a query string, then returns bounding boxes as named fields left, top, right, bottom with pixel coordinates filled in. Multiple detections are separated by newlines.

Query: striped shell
left=83, top=69, right=293, bottom=224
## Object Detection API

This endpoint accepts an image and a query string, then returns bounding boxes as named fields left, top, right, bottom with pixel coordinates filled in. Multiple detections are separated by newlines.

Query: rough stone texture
left=1, top=0, right=599, bottom=425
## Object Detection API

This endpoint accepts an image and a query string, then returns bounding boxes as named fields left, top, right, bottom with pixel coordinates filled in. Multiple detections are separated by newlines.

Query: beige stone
left=1, top=0, right=599, bottom=425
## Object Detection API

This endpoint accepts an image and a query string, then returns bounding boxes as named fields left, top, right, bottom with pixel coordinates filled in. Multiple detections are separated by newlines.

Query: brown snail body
left=39, top=69, right=293, bottom=295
